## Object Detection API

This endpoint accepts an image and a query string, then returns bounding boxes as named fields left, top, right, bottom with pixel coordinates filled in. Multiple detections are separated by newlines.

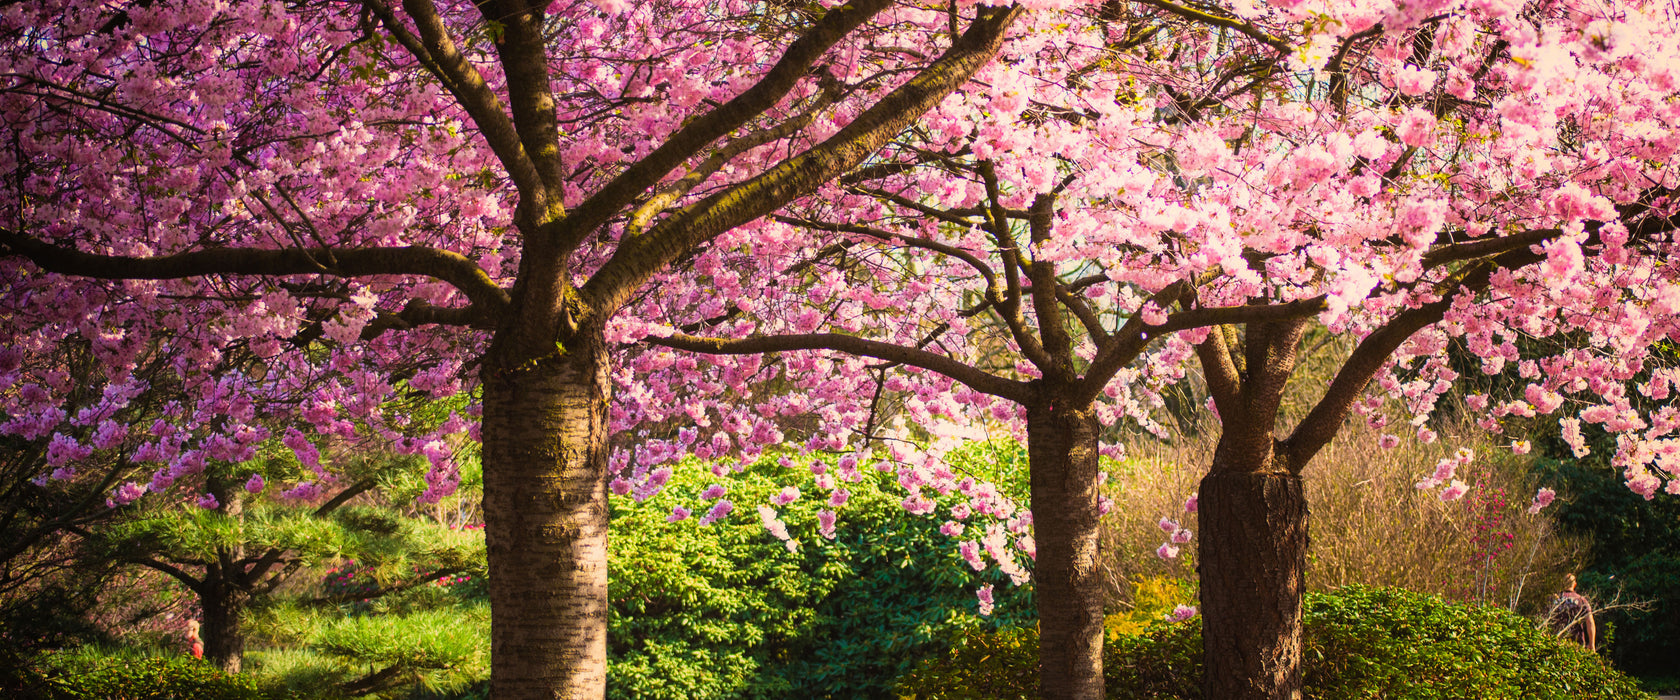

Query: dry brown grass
left=1100, top=417, right=1586, bottom=616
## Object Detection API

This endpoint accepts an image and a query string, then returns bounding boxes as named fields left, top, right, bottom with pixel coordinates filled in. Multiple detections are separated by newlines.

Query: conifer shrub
left=898, top=586, right=1651, bottom=699
left=29, top=649, right=283, bottom=700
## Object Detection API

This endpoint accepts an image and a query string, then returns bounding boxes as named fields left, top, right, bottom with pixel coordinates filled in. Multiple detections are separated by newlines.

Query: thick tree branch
left=131, top=555, right=206, bottom=592
left=1024, top=193, right=1076, bottom=381
left=629, top=87, right=842, bottom=236
left=1288, top=190, right=1678, bottom=467
left=1135, top=0, right=1291, bottom=53
left=853, top=185, right=988, bottom=227
left=1196, top=325, right=1244, bottom=421
left=1156, top=295, right=1328, bottom=331
left=476, top=0, right=568, bottom=206
left=976, top=160, right=1054, bottom=371
left=1056, top=285, right=1110, bottom=347
left=0, top=231, right=511, bottom=315
left=1284, top=296, right=1450, bottom=470
left=553, top=0, right=897, bottom=253
left=363, top=0, right=544, bottom=208
left=1073, top=280, right=1195, bottom=405
left=583, top=5, right=1025, bottom=318
left=650, top=331, right=1032, bottom=403
left=1239, top=319, right=1309, bottom=450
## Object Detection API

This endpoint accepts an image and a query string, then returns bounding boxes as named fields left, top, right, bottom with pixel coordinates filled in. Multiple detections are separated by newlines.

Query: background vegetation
left=7, top=334, right=1672, bottom=697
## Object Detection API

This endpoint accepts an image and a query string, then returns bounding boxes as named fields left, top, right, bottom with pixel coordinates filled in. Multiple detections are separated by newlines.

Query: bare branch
left=1134, top=0, right=1292, bottom=53
left=650, top=331, right=1032, bottom=403
left=0, top=230, right=511, bottom=315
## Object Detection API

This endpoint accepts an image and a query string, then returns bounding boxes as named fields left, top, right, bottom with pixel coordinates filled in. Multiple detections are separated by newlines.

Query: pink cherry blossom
left=697, top=500, right=735, bottom=527
left=1439, top=480, right=1471, bottom=502
left=959, top=540, right=986, bottom=571
left=976, top=584, right=996, bottom=617
left=107, top=481, right=146, bottom=508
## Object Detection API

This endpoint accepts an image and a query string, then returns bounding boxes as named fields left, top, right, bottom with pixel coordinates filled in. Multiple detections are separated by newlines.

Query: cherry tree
left=0, top=0, right=1042, bottom=696
left=642, top=0, right=1680, bottom=697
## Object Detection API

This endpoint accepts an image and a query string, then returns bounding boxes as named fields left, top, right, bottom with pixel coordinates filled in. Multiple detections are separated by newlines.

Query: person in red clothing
left=185, top=619, right=204, bottom=659
left=1546, top=573, right=1597, bottom=651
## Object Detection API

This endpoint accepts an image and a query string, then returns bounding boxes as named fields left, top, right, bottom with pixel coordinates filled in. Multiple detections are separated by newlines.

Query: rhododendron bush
left=639, top=0, right=1680, bottom=697
left=0, top=0, right=1036, bottom=697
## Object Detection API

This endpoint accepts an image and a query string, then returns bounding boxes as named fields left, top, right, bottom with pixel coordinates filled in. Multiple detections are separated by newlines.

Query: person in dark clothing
left=1546, top=573, right=1597, bottom=651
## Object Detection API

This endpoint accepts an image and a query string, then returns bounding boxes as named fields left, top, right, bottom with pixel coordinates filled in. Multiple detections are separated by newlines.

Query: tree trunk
left=199, top=574, right=246, bottom=674
left=1198, top=466, right=1308, bottom=700
left=481, top=330, right=611, bottom=700
left=1026, top=400, right=1105, bottom=700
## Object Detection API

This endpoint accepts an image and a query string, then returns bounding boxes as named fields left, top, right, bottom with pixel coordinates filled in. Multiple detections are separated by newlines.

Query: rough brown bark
left=199, top=576, right=246, bottom=674
left=1198, top=463, right=1308, bottom=700
left=1027, top=398, right=1104, bottom=700
left=480, top=329, right=611, bottom=700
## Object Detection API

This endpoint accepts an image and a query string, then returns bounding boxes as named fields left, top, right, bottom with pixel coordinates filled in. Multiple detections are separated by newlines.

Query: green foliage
left=261, top=605, right=488, bottom=699
left=942, top=439, right=1030, bottom=504
left=242, top=513, right=487, bottom=700
left=1302, top=586, right=1643, bottom=700
left=29, top=647, right=284, bottom=700
left=899, top=586, right=1651, bottom=699
left=606, top=448, right=1032, bottom=700
left=893, top=625, right=1041, bottom=699
left=1636, top=675, right=1680, bottom=695
left=1105, top=576, right=1197, bottom=637
left=1535, top=455, right=1680, bottom=678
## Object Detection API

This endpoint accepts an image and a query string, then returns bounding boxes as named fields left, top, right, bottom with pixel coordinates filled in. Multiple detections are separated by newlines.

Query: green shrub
left=607, top=449, right=1033, bottom=699
left=31, top=648, right=282, bottom=700
left=1302, top=586, right=1645, bottom=700
left=899, top=586, right=1651, bottom=699
left=1535, top=456, right=1680, bottom=679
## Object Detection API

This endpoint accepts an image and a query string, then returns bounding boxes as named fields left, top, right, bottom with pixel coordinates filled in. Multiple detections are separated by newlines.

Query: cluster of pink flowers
left=1153, top=495, right=1198, bottom=560
left=1166, top=604, right=1199, bottom=623
left=1416, top=448, right=1477, bottom=502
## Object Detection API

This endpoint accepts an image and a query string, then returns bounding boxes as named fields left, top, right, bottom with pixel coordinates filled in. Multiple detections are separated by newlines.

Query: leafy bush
left=899, top=586, right=1651, bottom=699
left=1302, top=586, right=1644, bottom=700
left=607, top=449, right=1033, bottom=699
left=29, top=648, right=283, bottom=700
left=1535, top=455, right=1680, bottom=679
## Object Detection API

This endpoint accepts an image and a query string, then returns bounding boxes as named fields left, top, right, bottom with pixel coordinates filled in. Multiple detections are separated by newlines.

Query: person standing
left=1546, top=573, right=1597, bottom=652
left=185, top=620, right=204, bottom=660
